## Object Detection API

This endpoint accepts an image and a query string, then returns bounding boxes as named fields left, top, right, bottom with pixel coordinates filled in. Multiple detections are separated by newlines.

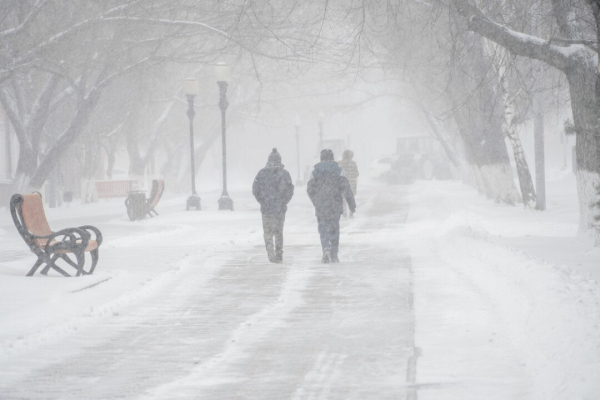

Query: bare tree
left=449, top=0, right=599, bottom=232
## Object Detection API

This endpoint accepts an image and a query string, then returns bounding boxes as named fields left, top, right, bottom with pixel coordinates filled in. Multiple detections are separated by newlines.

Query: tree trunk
left=500, top=80, right=536, bottom=209
left=126, top=97, right=177, bottom=185
left=423, top=111, right=462, bottom=168
left=533, top=95, right=546, bottom=210
left=454, top=108, right=521, bottom=204
left=28, top=89, right=101, bottom=189
left=128, top=155, right=147, bottom=179
left=448, top=34, right=521, bottom=204
left=486, top=39, right=537, bottom=208
left=505, top=132, right=536, bottom=208
left=3, top=109, right=12, bottom=179
left=568, top=67, right=600, bottom=232
left=106, top=149, right=116, bottom=179
left=14, top=144, right=37, bottom=192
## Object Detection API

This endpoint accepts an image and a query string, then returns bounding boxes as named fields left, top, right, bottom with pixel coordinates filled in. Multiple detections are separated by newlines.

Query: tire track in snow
left=291, top=349, right=347, bottom=400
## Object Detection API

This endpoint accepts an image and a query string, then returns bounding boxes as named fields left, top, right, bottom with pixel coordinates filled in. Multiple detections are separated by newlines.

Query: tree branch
left=451, top=0, right=573, bottom=72
left=0, top=0, right=50, bottom=39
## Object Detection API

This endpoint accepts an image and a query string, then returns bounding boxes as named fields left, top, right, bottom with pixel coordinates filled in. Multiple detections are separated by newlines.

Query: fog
left=201, top=96, right=422, bottom=191
left=0, top=0, right=589, bottom=210
left=1, top=1, right=599, bottom=399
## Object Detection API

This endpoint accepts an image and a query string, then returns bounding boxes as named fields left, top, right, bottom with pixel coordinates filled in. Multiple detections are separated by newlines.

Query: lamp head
left=214, top=62, right=231, bottom=83
left=183, top=78, right=199, bottom=96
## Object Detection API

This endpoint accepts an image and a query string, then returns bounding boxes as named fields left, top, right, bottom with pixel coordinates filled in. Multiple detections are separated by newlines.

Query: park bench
left=145, top=179, right=164, bottom=217
left=10, top=192, right=103, bottom=277
left=124, top=179, right=164, bottom=220
left=95, top=180, right=136, bottom=198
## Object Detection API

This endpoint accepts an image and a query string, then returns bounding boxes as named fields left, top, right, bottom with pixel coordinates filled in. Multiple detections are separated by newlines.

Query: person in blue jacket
left=307, top=149, right=356, bottom=263
left=252, top=149, right=294, bottom=263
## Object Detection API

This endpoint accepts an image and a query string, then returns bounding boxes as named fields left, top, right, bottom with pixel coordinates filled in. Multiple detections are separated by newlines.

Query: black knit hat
left=320, top=149, right=334, bottom=161
left=268, top=148, right=282, bottom=164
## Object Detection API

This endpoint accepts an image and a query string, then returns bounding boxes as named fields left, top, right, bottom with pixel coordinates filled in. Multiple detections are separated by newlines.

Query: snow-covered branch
left=468, top=15, right=574, bottom=71
left=98, top=17, right=233, bottom=41
left=0, top=89, right=27, bottom=145
left=94, top=56, right=154, bottom=90
left=0, top=0, right=50, bottom=39
left=451, top=0, right=579, bottom=72
left=141, top=97, right=177, bottom=160
left=549, top=37, right=597, bottom=47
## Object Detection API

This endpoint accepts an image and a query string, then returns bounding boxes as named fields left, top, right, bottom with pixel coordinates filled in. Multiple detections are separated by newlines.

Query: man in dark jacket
left=252, top=148, right=294, bottom=263
left=307, top=149, right=356, bottom=263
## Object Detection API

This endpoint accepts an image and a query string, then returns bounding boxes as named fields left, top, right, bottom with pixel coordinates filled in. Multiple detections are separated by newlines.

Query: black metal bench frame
left=10, top=193, right=103, bottom=277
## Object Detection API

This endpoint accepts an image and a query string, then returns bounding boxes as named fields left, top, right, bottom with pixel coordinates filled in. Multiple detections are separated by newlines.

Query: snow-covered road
left=0, top=183, right=415, bottom=399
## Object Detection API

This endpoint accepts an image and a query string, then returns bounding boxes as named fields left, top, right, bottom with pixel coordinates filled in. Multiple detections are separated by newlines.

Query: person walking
left=252, top=148, right=295, bottom=263
left=338, top=149, right=359, bottom=217
left=307, top=149, right=356, bottom=263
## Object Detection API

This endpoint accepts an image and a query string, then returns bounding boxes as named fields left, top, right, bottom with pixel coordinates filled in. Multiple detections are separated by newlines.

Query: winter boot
left=266, top=245, right=275, bottom=263
left=274, top=250, right=283, bottom=264
left=331, top=255, right=340, bottom=263
left=322, top=247, right=331, bottom=264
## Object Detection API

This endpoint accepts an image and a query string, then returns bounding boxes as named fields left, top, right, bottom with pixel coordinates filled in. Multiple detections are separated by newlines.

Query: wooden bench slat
left=96, top=180, right=135, bottom=198
left=146, top=179, right=164, bottom=217
left=21, top=193, right=52, bottom=243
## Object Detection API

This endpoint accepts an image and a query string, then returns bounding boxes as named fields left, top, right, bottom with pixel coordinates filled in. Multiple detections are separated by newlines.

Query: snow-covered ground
left=0, top=172, right=598, bottom=399
left=407, top=171, right=600, bottom=399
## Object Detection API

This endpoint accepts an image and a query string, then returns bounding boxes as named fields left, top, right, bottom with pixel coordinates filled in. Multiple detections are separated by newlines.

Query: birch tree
left=487, top=44, right=537, bottom=208
left=450, top=0, right=600, bottom=231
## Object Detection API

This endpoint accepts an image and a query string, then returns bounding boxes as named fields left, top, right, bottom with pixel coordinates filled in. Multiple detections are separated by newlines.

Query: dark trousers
left=262, top=213, right=285, bottom=255
left=317, top=216, right=340, bottom=257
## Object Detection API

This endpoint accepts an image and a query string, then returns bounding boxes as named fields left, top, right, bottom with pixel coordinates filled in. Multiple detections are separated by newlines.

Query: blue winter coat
left=307, top=161, right=356, bottom=218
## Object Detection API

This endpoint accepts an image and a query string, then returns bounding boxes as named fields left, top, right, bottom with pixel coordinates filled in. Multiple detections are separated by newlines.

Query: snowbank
left=406, top=173, right=600, bottom=399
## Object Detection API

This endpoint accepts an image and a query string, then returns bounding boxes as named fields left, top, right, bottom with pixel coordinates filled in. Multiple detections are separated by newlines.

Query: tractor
left=382, top=135, right=450, bottom=184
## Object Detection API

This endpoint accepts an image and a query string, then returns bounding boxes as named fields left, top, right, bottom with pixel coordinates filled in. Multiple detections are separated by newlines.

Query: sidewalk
left=0, top=183, right=415, bottom=399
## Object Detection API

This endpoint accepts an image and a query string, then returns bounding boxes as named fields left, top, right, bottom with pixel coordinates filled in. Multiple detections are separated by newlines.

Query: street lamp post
left=184, top=78, right=201, bottom=211
left=317, top=112, right=324, bottom=150
left=215, top=62, right=234, bottom=211
left=295, top=115, right=301, bottom=184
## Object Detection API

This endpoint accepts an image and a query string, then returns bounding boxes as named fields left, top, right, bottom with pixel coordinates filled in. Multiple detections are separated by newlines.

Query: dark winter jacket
left=252, top=162, right=294, bottom=215
left=307, top=161, right=356, bottom=218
